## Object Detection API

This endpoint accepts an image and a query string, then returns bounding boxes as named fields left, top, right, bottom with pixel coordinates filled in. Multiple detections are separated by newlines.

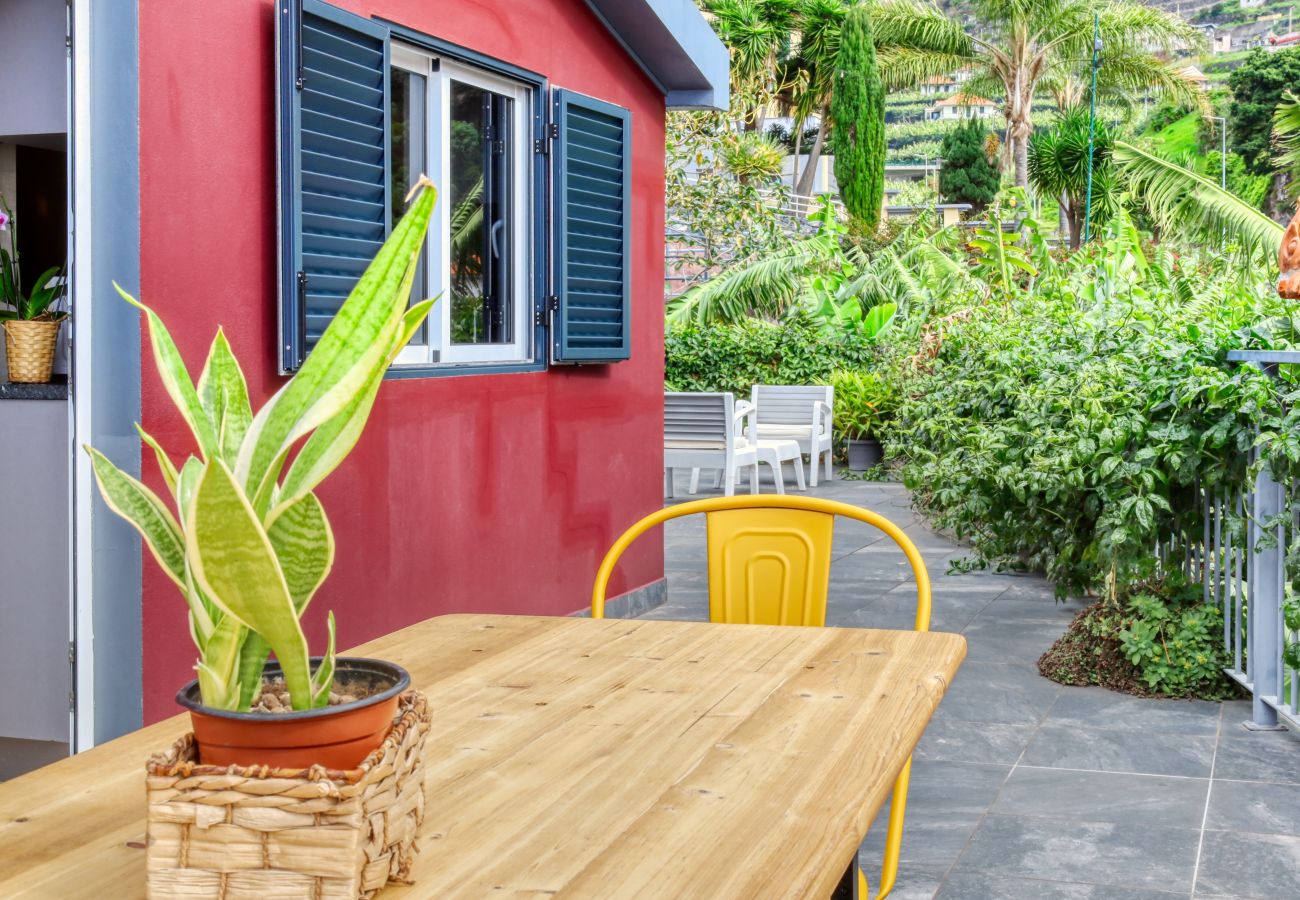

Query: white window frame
left=390, top=43, right=533, bottom=368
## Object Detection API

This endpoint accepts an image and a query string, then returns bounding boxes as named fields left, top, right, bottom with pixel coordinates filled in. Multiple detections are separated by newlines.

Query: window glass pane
left=449, top=80, right=512, bottom=345
left=390, top=66, right=429, bottom=348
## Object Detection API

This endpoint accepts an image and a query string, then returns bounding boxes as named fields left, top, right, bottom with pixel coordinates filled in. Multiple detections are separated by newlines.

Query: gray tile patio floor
left=643, top=471, right=1300, bottom=899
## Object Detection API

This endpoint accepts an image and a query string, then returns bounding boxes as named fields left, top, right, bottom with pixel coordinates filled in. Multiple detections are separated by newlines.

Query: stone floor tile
left=1043, top=687, right=1222, bottom=735
left=991, top=767, right=1209, bottom=828
left=1213, top=722, right=1300, bottom=785
left=936, top=872, right=1190, bottom=899
left=1205, top=780, right=1300, bottom=836
left=952, top=815, right=1201, bottom=892
left=914, top=718, right=1036, bottom=766
left=1021, top=724, right=1217, bottom=778
left=1194, top=830, right=1300, bottom=898
left=938, top=661, right=1063, bottom=726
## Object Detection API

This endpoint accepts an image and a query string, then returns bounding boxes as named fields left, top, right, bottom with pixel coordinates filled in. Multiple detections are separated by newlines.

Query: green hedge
left=665, top=313, right=877, bottom=396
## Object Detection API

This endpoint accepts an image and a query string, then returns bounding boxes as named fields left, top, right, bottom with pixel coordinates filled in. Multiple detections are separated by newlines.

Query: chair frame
left=592, top=494, right=931, bottom=900
left=748, top=384, right=835, bottom=487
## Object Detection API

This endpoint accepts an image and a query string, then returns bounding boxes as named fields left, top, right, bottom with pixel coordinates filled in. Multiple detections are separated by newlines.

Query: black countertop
left=0, top=376, right=69, bottom=401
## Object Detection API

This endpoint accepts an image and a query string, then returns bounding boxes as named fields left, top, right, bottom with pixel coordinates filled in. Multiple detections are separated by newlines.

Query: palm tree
left=871, top=0, right=1207, bottom=187
left=702, top=0, right=800, bottom=130
left=1027, top=107, right=1118, bottom=248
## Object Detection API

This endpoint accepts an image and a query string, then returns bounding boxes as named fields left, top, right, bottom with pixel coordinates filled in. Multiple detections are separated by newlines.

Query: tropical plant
left=1113, top=140, right=1285, bottom=258
left=720, top=131, right=787, bottom=182
left=1118, top=578, right=1233, bottom=697
left=832, top=4, right=886, bottom=230
left=786, top=0, right=854, bottom=197
left=1027, top=106, right=1117, bottom=248
left=828, top=368, right=896, bottom=440
left=1228, top=48, right=1300, bottom=176
left=871, top=0, right=1206, bottom=186
left=84, top=181, right=438, bottom=713
left=1273, top=91, right=1300, bottom=201
left=666, top=107, right=792, bottom=280
left=702, top=0, right=800, bottom=130
left=938, top=119, right=1001, bottom=212
left=0, top=194, right=65, bottom=322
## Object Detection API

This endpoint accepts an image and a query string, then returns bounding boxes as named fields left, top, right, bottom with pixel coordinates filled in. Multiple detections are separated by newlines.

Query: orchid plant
left=85, top=180, right=437, bottom=712
left=0, top=194, right=66, bottom=322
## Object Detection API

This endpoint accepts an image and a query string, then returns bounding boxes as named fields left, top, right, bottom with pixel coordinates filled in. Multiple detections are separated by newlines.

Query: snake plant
left=85, top=180, right=438, bottom=712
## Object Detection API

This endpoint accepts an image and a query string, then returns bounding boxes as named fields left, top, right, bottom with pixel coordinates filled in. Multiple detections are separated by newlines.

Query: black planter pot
left=846, top=438, right=884, bottom=472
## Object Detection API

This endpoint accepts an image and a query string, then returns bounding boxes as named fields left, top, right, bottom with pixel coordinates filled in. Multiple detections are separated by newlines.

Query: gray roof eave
left=584, top=0, right=729, bottom=110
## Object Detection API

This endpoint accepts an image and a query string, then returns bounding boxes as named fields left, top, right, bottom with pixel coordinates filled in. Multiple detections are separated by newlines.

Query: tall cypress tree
left=832, top=4, right=885, bottom=231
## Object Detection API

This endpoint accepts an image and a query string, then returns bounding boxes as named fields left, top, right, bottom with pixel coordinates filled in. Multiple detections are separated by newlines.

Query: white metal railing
left=1186, top=349, right=1300, bottom=731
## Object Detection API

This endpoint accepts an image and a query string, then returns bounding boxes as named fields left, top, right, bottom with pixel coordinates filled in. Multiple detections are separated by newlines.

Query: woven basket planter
left=4, top=319, right=61, bottom=384
left=145, top=690, right=430, bottom=899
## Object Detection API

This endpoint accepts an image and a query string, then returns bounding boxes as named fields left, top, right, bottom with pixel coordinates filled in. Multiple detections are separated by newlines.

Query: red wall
left=137, top=0, right=666, bottom=722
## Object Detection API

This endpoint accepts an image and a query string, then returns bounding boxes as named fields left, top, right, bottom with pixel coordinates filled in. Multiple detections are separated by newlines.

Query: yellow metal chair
left=592, top=494, right=932, bottom=900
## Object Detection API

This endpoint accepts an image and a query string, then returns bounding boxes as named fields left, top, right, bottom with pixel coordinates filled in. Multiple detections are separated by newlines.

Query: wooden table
left=0, top=614, right=964, bottom=898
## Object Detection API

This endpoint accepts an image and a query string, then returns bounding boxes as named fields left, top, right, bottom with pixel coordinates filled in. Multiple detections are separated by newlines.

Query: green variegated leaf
left=184, top=564, right=218, bottom=651
left=114, top=283, right=221, bottom=460
left=135, top=424, right=179, bottom=496
left=197, top=328, right=253, bottom=466
left=394, top=298, right=438, bottom=361
left=266, top=491, right=334, bottom=612
left=273, top=363, right=386, bottom=515
left=196, top=616, right=246, bottom=710
left=85, top=446, right=186, bottom=590
left=185, top=459, right=314, bottom=710
left=235, top=632, right=271, bottom=709
left=235, top=182, right=437, bottom=504
left=177, top=455, right=203, bottom=518
left=311, top=611, right=337, bottom=709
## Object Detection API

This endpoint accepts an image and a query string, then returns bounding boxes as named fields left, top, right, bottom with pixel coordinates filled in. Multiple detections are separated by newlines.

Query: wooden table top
left=0, top=614, right=965, bottom=899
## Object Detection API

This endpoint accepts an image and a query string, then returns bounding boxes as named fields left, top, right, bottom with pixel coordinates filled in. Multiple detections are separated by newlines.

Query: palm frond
left=876, top=47, right=984, bottom=92
left=1113, top=140, right=1284, bottom=259
left=1273, top=92, right=1300, bottom=195
left=666, top=236, right=840, bottom=325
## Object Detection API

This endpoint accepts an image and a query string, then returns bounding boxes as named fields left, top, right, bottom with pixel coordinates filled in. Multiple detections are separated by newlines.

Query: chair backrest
left=592, top=495, right=930, bottom=631
left=664, top=392, right=734, bottom=450
left=751, top=384, right=834, bottom=428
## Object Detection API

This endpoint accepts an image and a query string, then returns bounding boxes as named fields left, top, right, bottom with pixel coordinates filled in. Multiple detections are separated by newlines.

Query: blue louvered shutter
left=276, top=0, right=390, bottom=372
left=551, top=90, right=632, bottom=364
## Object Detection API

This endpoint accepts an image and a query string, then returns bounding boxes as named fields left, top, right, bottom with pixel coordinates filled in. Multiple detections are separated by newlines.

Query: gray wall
left=0, top=401, right=69, bottom=742
left=0, top=0, right=68, bottom=140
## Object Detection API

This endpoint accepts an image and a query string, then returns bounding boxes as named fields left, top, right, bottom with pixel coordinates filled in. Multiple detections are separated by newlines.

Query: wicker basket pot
left=4, top=319, right=61, bottom=384
left=145, top=690, right=431, bottom=899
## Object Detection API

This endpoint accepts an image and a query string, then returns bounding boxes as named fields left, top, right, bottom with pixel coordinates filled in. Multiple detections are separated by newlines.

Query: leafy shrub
left=665, top=312, right=877, bottom=396
left=1118, top=579, right=1234, bottom=697
left=1040, top=577, right=1236, bottom=700
left=890, top=220, right=1284, bottom=598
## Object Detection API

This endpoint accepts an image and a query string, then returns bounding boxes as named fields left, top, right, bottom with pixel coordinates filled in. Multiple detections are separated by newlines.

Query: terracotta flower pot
left=4, top=319, right=61, bottom=384
left=176, top=657, right=412, bottom=770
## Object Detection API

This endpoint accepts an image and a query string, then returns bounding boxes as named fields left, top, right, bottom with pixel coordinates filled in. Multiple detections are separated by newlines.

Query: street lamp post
left=1083, top=15, right=1103, bottom=244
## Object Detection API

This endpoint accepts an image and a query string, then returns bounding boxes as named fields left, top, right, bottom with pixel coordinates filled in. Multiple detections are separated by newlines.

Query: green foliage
left=1118, top=577, right=1234, bottom=698
left=828, top=369, right=897, bottom=440
left=1027, top=107, right=1117, bottom=248
left=938, top=119, right=1000, bottom=211
left=832, top=5, right=886, bottom=231
left=665, top=311, right=877, bottom=396
left=667, top=108, right=792, bottom=276
left=1228, top=48, right=1300, bottom=175
left=890, top=215, right=1285, bottom=598
left=85, top=183, right=439, bottom=712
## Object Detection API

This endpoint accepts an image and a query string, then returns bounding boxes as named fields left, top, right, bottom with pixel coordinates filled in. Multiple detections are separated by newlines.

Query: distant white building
left=920, top=75, right=958, bottom=96
left=928, top=94, right=1000, bottom=121
left=1242, top=0, right=1264, bottom=9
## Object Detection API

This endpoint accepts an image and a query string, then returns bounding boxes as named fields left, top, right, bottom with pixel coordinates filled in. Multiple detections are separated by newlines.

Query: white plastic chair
left=748, top=384, right=835, bottom=486
left=665, top=393, right=759, bottom=498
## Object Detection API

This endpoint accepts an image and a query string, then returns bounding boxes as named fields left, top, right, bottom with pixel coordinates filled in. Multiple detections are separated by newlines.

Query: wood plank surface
left=0, top=614, right=964, bottom=899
